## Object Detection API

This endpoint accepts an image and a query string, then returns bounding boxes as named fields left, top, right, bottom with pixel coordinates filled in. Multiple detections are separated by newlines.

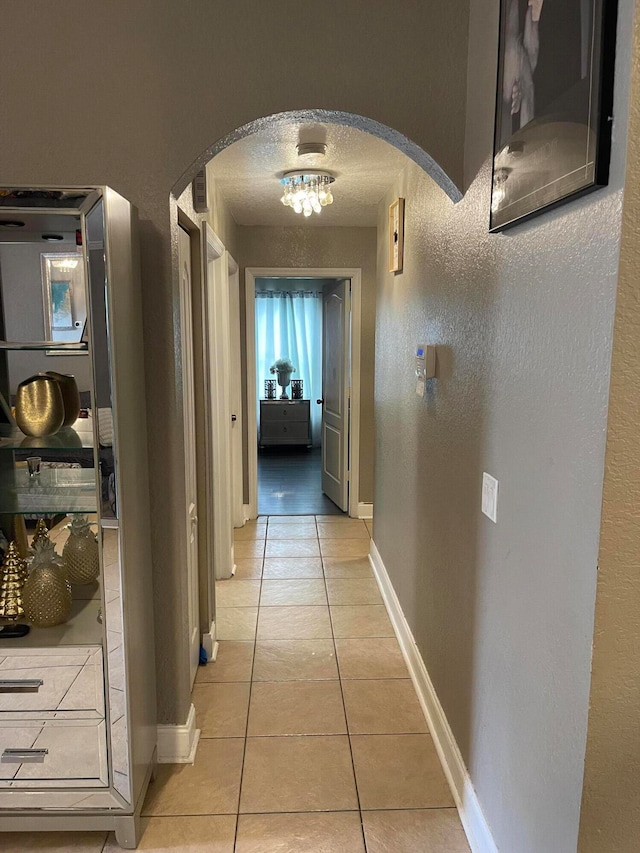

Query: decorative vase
left=276, top=369, right=293, bottom=399
left=23, top=539, right=72, bottom=627
left=45, top=372, right=80, bottom=426
left=63, top=515, right=100, bottom=584
left=15, top=374, right=65, bottom=437
left=0, top=542, right=27, bottom=620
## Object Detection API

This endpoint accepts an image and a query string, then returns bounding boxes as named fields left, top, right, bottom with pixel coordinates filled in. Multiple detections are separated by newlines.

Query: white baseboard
left=356, top=502, right=373, bottom=519
left=156, top=703, right=201, bottom=765
left=369, top=541, right=498, bottom=853
left=202, top=620, right=217, bottom=661
left=243, top=504, right=251, bottom=522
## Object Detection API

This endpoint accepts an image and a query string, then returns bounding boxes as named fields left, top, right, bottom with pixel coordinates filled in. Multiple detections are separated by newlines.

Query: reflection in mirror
left=41, top=253, right=86, bottom=345
left=102, top=525, right=130, bottom=802
left=85, top=200, right=118, bottom=521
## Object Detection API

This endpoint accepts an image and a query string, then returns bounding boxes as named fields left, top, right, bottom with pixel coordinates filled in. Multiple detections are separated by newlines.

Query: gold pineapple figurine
left=31, top=518, right=50, bottom=551
left=0, top=542, right=27, bottom=620
left=63, top=515, right=100, bottom=585
left=23, top=539, right=72, bottom=627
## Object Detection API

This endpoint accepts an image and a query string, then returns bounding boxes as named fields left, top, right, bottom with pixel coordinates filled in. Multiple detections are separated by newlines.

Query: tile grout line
left=321, top=529, right=369, bottom=853
left=231, top=532, right=265, bottom=852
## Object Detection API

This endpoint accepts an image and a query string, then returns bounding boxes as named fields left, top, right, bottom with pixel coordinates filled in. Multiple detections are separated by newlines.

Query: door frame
left=203, top=224, right=235, bottom=580
left=176, top=218, right=201, bottom=687
left=228, top=255, right=244, bottom=529
left=245, top=266, right=363, bottom=519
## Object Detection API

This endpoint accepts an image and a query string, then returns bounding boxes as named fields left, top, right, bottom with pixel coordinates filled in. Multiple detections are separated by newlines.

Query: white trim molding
left=356, top=502, right=373, bottom=519
left=369, top=541, right=498, bottom=853
left=157, top=703, right=201, bottom=764
left=245, top=267, right=364, bottom=520
left=201, top=619, right=218, bottom=662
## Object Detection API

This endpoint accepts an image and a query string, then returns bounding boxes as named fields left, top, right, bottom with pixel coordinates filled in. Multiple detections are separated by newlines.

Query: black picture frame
left=490, top=0, right=618, bottom=232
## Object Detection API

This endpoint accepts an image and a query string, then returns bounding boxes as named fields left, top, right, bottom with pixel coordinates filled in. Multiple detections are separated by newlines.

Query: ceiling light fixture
left=52, top=257, right=80, bottom=271
left=280, top=170, right=335, bottom=217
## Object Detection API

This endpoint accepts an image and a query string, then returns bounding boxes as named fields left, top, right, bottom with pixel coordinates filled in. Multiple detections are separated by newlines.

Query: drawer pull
left=2, top=748, right=48, bottom=763
left=0, top=679, right=43, bottom=693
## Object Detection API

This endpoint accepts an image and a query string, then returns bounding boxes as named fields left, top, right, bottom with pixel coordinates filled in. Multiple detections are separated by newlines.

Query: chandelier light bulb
left=279, top=170, right=335, bottom=217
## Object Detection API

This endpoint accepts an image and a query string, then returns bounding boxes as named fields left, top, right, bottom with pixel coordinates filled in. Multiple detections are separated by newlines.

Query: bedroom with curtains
left=254, top=278, right=343, bottom=516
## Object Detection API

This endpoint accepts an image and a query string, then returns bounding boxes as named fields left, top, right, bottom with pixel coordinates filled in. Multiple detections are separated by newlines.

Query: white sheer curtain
left=256, top=290, right=323, bottom=445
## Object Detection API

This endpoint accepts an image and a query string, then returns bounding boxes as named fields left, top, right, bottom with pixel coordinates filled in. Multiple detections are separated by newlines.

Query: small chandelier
left=52, top=257, right=80, bottom=271
left=280, top=170, right=335, bottom=217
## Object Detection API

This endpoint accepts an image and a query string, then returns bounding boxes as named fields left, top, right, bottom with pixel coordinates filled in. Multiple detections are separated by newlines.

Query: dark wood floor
left=257, top=447, right=345, bottom=516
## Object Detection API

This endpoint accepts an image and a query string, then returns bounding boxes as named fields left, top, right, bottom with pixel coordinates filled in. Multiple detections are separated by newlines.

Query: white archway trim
left=245, top=266, right=364, bottom=520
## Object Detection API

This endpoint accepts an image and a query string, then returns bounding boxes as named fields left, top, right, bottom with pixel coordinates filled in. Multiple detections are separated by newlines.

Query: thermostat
left=415, top=344, right=436, bottom=381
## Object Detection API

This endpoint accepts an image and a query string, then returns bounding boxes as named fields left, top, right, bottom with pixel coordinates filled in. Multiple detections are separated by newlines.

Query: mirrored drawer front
left=0, top=647, right=104, bottom=717
left=0, top=719, right=108, bottom=787
left=260, top=402, right=310, bottom=422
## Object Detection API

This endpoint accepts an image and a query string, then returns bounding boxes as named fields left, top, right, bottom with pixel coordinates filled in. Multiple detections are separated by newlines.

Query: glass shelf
left=0, top=421, right=94, bottom=451
left=0, top=595, right=103, bottom=648
left=0, top=468, right=97, bottom=515
left=0, top=341, right=88, bottom=353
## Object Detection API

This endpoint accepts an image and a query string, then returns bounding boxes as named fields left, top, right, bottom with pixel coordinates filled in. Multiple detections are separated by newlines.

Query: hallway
left=139, top=516, right=470, bottom=851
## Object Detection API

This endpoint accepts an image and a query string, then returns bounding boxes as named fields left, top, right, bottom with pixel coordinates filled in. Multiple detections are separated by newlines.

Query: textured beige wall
left=0, top=1, right=470, bottom=725
left=577, top=6, right=640, bottom=850
left=205, top=175, right=239, bottom=262
left=237, top=226, right=377, bottom=504
left=372, top=1, right=635, bottom=850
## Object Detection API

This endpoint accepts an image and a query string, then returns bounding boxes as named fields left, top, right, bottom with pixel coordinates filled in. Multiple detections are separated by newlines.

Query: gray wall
left=578, top=8, right=640, bottom=849
left=372, top=2, right=635, bottom=852
left=0, top=1, right=469, bottom=727
left=238, top=226, right=377, bottom=504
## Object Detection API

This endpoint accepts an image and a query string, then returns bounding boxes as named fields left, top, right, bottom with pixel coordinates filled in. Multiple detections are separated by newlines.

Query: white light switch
left=482, top=473, right=498, bottom=523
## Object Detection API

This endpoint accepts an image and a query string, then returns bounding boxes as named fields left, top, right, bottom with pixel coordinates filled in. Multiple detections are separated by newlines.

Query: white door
left=228, top=258, right=244, bottom=528
left=202, top=224, right=234, bottom=579
left=321, top=279, right=351, bottom=511
left=178, top=226, right=200, bottom=687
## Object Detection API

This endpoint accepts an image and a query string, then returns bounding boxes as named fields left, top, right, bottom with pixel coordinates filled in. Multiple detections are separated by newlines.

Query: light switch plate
left=482, top=472, right=498, bottom=523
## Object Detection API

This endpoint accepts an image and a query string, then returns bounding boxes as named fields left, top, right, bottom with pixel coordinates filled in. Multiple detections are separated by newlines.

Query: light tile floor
left=12, top=515, right=470, bottom=852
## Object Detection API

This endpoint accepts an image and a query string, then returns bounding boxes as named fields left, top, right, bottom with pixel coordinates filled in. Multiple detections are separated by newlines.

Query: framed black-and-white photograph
left=490, top=0, right=618, bottom=231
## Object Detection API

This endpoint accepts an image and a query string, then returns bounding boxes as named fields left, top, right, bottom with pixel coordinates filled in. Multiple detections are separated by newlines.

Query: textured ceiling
left=206, top=122, right=410, bottom=227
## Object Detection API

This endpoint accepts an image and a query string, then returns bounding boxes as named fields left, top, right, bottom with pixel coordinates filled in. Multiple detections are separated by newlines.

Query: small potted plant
left=270, top=358, right=296, bottom=399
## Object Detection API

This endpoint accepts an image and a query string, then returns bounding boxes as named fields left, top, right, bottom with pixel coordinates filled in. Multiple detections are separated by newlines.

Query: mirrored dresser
left=0, top=187, right=156, bottom=849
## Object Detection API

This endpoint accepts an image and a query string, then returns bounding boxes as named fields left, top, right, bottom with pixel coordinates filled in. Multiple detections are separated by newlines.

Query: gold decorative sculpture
left=22, top=539, right=72, bottom=627
left=45, top=372, right=80, bottom=426
left=0, top=542, right=27, bottom=619
left=31, top=518, right=50, bottom=551
left=15, top=374, right=65, bottom=437
left=63, top=515, right=99, bottom=584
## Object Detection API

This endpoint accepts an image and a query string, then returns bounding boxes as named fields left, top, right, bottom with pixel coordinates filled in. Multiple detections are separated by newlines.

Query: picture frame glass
left=490, top=0, right=616, bottom=231
left=41, top=252, right=87, bottom=346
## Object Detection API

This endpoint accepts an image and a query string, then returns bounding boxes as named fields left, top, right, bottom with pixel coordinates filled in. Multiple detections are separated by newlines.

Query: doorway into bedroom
left=253, top=275, right=350, bottom=517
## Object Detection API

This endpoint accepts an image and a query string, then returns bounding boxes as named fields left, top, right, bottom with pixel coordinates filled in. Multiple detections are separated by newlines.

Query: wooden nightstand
left=259, top=400, right=311, bottom=447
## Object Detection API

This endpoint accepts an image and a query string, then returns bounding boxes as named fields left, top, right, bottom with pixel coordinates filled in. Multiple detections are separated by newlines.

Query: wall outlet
left=482, top=472, right=498, bottom=523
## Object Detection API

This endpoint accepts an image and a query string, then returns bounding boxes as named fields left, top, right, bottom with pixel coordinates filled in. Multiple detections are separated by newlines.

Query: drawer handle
left=2, top=748, right=48, bottom=763
left=0, top=679, right=43, bottom=693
